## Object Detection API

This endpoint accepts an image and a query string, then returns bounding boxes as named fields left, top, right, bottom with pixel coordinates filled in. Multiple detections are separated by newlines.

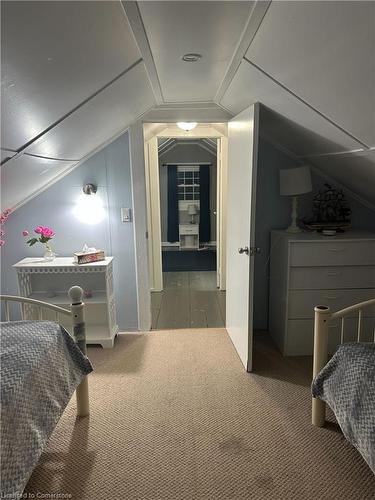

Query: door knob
left=238, top=246, right=249, bottom=255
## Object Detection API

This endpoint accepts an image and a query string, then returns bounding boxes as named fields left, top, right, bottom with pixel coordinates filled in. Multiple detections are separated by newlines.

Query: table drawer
left=289, top=240, right=375, bottom=267
left=289, top=266, right=375, bottom=290
left=179, top=225, right=198, bottom=235
left=288, top=288, right=375, bottom=319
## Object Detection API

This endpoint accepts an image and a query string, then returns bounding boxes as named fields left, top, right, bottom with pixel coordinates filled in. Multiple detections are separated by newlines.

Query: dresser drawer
left=289, top=240, right=375, bottom=267
left=285, top=317, right=375, bottom=356
left=288, top=289, right=375, bottom=319
left=179, top=224, right=198, bottom=235
left=289, top=266, right=375, bottom=290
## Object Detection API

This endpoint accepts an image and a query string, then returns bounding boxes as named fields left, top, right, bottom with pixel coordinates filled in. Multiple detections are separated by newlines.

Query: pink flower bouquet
left=24, top=226, right=55, bottom=257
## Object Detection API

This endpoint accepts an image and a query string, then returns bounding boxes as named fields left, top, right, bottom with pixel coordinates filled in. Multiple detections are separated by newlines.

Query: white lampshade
left=280, top=166, right=312, bottom=196
left=188, top=204, right=197, bottom=215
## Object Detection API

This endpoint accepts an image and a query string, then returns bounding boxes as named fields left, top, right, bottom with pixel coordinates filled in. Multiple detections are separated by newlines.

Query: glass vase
left=43, top=245, right=55, bottom=262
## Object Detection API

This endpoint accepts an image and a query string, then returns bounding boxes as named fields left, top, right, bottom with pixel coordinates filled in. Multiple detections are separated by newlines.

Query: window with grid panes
left=178, top=169, right=200, bottom=201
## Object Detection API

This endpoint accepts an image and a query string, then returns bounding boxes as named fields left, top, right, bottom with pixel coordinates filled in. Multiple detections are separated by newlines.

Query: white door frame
left=144, top=136, right=163, bottom=291
left=144, top=124, right=228, bottom=292
left=216, top=136, right=228, bottom=290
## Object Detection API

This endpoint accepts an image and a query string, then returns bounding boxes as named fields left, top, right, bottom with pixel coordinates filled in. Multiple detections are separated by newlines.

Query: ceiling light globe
left=177, top=122, right=198, bottom=132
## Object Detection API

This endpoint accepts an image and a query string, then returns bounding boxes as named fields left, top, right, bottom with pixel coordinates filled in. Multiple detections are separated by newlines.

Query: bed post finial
left=69, top=285, right=89, bottom=417
left=68, top=285, right=83, bottom=305
left=312, top=305, right=330, bottom=427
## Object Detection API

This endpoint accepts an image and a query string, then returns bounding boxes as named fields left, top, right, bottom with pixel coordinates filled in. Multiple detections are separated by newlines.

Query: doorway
left=143, top=123, right=228, bottom=330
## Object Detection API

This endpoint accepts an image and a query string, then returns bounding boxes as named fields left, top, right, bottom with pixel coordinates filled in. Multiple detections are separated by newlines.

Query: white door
left=226, top=103, right=259, bottom=371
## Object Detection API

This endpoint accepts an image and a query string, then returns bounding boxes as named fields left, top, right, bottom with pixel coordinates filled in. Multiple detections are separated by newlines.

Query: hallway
left=151, top=271, right=225, bottom=329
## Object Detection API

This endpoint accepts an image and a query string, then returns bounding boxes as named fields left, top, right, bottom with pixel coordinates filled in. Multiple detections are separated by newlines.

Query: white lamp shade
left=188, top=204, right=197, bottom=215
left=280, top=166, right=312, bottom=196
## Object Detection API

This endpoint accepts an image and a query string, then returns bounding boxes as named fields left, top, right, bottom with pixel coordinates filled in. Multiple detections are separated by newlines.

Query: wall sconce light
left=73, top=183, right=106, bottom=225
left=82, top=183, right=97, bottom=195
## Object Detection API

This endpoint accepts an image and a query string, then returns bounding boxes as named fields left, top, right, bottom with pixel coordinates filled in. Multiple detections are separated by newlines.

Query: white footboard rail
left=312, top=298, right=375, bottom=427
left=0, top=285, right=90, bottom=417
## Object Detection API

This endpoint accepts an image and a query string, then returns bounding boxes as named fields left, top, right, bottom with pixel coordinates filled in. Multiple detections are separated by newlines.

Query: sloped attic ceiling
left=1, top=1, right=375, bottom=210
left=158, top=138, right=217, bottom=158
left=220, top=1, right=375, bottom=206
left=1, top=0, right=156, bottom=209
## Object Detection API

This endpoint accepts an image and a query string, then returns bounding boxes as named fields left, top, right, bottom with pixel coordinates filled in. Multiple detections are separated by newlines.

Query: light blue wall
left=1, top=132, right=138, bottom=330
left=254, top=137, right=375, bottom=331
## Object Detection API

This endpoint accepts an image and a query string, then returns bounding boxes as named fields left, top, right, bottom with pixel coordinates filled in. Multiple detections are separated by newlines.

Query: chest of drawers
left=269, top=231, right=375, bottom=356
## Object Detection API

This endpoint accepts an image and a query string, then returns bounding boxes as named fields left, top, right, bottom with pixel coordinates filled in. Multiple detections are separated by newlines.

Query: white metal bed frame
left=0, top=285, right=90, bottom=417
left=312, top=297, right=375, bottom=427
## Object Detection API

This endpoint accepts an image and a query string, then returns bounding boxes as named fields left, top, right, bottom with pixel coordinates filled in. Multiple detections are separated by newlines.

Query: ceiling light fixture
left=177, top=122, right=198, bottom=132
left=182, top=53, right=202, bottom=62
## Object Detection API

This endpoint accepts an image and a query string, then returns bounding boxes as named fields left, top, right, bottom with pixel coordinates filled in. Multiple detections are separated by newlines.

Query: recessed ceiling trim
left=299, top=148, right=366, bottom=159
left=154, top=101, right=226, bottom=109
left=245, top=57, right=370, bottom=149
left=121, top=1, right=164, bottom=104
left=24, top=153, right=80, bottom=162
left=1, top=58, right=143, bottom=167
left=214, top=0, right=271, bottom=104
left=142, top=103, right=232, bottom=123
left=1, top=148, right=17, bottom=153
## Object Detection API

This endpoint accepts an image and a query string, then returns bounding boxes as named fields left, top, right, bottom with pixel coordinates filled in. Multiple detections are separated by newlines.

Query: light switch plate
left=121, top=207, right=132, bottom=222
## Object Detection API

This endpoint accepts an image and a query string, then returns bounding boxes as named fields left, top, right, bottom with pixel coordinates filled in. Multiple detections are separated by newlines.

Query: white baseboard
left=161, top=242, right=179, bottom=247
left=162, top=241, right=217, bottom=247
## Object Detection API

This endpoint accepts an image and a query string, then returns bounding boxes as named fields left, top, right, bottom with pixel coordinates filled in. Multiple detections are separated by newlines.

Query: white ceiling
left=27, top=62, right=154, bottom=160
left=138, top=1, right=255, bottom=102
left=309, top=150, right=375, bottom=206
left=1, top=149, right=16, bottom=163
left=2, top=155, right=76, bottom=210
left=245, top=1, right=375, bottom=146
left=222, top=61, right=362, bottom=156
left=158, top=138, right=217, bottom=158
left=1, top=0, right=141, bottom=151
left=1, top=1, right=375, bottom=210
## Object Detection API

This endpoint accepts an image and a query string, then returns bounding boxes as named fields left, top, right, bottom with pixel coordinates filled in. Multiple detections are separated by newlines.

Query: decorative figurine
left=303, top=184, right=351, bottom=234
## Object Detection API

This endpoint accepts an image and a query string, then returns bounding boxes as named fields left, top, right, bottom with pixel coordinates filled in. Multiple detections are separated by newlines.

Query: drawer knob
left=328, top=247, right=346, bottom=252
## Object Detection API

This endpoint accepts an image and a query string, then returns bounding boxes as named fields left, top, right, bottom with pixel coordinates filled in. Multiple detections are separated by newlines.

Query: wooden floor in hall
left=151, top=271, right=226, bottom=329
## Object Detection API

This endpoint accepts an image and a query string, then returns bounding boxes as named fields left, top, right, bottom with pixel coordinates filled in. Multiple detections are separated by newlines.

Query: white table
left=179, top=224, right=199, bottom=250
left=14, top=257, right=118, bottom=348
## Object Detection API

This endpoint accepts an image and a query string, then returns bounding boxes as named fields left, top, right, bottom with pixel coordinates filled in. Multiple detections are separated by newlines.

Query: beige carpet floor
left=25, top=330, right=375, bottom=499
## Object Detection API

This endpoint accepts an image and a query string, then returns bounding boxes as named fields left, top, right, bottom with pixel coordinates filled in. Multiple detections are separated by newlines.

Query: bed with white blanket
left=311, top=298, right=375, bottom=474
left=0, top=287, right=92, bottom=499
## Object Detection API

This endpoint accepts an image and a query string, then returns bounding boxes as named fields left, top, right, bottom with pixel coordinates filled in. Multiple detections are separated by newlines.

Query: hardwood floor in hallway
left=151, top=271, right=226, bottom=329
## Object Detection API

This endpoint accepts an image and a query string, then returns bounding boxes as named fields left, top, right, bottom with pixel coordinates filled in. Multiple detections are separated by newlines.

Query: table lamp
left=280, top=166, right=312, bottom=233
left=187, top=204, right=198, bottom=224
